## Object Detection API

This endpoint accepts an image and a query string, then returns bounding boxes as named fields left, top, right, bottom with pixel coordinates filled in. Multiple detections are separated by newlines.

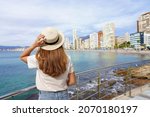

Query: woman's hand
left=20, top=34, right=45, bottom=63
left=67, top=72, right=76, bottom=86
left=32, top=34, right=45, bottom=48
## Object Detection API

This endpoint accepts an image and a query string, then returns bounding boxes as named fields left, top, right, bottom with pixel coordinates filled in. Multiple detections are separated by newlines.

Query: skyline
left=0, top=0, right=150, bottom=46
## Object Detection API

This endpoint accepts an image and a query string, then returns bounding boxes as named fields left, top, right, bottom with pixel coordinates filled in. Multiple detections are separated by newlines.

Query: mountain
left=0, top=46, right=29, bottom=51
left=0, top=46, right=23, bottom=49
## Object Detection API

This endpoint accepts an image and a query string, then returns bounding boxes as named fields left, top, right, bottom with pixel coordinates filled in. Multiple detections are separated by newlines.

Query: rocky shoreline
left=100, top=64, right=150, bottom=99
left=70, top=64, right=150, bottom=100
left=114, top=64, right=150, bottom=87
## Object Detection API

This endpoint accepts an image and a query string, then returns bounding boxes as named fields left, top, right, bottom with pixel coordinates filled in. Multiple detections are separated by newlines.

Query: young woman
left=20, top=27, right=76, bottom=100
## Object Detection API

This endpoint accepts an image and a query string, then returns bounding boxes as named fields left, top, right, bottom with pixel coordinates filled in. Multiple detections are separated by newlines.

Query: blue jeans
left=38, top=90, right=69, bottom=100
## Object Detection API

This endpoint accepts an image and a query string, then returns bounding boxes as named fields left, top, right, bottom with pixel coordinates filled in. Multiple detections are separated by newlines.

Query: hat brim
left=41, top=32, right=64, bottom=50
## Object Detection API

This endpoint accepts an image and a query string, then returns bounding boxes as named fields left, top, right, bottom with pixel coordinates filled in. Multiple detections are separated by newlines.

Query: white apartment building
left=72, top=28, right=78, bottom=49
left=125, top=32, right=130, bottom=42
left=115, top=36, right=126, bottom=45
left=130, top=32, right=144, bottom=49
left=144, top=33, right=150, bottom=47
left=137, top=12, right=150, bottom=33
left=84, top=39, right=90, bottom=49
left=64, top=37, right=70, bottom=49
left=80, top=36, right=90, bottom=49
left=102, top=23, right=115, bottom=49
left=89, top=32, right=98, bottom=49
left=77, top=38, right=82, bottom=49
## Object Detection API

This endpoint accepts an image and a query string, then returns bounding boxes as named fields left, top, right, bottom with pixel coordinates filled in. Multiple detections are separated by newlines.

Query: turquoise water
left=0, top=51, right=150, bottom=96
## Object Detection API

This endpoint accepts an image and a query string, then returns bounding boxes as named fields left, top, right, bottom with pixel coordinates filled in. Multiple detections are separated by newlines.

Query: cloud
left=0, top=0, right=150, bottom=45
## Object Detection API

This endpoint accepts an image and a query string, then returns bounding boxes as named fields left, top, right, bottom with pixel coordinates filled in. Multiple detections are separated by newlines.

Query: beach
left=66, top=49, right=150, bottom=54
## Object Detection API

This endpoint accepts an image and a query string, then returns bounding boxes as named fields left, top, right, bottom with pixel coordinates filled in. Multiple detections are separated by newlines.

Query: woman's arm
left=20, top=45, right=36, bottom=63
left=20, top=35, right=45, bottom=63
left=67, top=72, right=76, bottom=86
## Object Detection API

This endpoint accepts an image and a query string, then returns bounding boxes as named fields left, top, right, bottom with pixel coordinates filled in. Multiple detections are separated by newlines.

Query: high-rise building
left=98, top=31, right=103, bottom=48
left=64, top=37, right=71, bottom=49
left=89, top=32, right=98, bottom=49
left=125, top=32, right=130, bottom=42
left=72, top=28, right=79, bottom=49
left=137, top=12, right=150, bottom=33
left=115, top=36, right=126, bottom=45
left=144, top=33, right=150, bottom=47
left=77, top=38, right=82, bottom=50
left=130, top=32, right=144, bottom=49
left=80, top=35, right=90, bottom=49
left=102, top=23, right=115, bottom=48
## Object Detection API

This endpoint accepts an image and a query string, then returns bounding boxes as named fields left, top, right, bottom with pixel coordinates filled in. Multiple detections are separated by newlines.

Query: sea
left=0, top=50, right=150, bottom=96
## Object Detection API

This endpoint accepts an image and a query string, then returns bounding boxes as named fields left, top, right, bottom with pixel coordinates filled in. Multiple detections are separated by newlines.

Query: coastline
left=1, top=48, right=150, bottom=55
left=66, top=49, right=150, bottom=54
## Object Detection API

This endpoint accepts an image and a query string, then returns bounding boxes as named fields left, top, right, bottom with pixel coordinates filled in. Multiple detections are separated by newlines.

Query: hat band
left=44, top=37, right=59, bottom=45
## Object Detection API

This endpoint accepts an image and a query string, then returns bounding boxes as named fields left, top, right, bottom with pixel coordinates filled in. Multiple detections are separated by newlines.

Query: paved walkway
left=129, top=89, right=150, bottom=100
left=113, top=83, right=150, bottom=100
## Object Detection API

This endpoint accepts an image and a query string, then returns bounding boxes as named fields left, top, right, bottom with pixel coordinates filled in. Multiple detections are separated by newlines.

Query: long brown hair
left=36, top=46, right=68, bottom=77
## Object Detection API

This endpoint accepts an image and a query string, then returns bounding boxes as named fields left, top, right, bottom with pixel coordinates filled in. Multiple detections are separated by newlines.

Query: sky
left=0, top=0, right=150, bottom=46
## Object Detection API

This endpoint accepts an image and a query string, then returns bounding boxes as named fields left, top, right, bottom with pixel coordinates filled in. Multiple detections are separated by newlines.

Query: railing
left=69, top=59, right=150, bottom=100
left=0, top=59, right=150, bottom=100
left=0, top=86, right=37, bottom=100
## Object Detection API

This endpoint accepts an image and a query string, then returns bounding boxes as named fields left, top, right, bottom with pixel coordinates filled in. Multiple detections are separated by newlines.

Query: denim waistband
left=39, top=89, right=67, bottom=94
left=38, top=89, right=69, bottom=100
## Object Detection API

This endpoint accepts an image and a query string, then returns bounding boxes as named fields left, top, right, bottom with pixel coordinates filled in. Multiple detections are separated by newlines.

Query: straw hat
left=41, top=27, right=65, bottom=50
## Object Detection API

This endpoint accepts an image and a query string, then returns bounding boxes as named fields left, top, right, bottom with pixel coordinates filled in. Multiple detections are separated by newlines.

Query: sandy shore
left=66, top=49, right=150, bottom=54
left=104, top=49, right=150, bottom=54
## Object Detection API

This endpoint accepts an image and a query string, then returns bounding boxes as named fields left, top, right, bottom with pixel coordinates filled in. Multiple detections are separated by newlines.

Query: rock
left=114, top=69, right=127, bottom=76
left=112, top=82, right=125, bottom=93
left=100, top=79, right=116, bottom=88
left=131, top=65, right=150, bottom=79
left=111, top=88, right=118, bottom=94
left=108, top=80, right=116, bottom=86
left=114, top=64, right=150, bottom=79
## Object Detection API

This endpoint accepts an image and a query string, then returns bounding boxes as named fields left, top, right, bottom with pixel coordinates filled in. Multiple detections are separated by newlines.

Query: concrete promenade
left=113, top=83, right=150, bottom=100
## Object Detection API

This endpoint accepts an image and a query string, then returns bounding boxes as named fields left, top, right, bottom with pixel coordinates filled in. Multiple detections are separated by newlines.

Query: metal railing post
left=104, top=70, right=107, bottom=81
left=124, top=69, right=128, bottom=95
left=76, top=75, right=80, bottom=100
left=97, top=72, right=101, bottom=99
left=128, top=67, right=132, bottom=97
